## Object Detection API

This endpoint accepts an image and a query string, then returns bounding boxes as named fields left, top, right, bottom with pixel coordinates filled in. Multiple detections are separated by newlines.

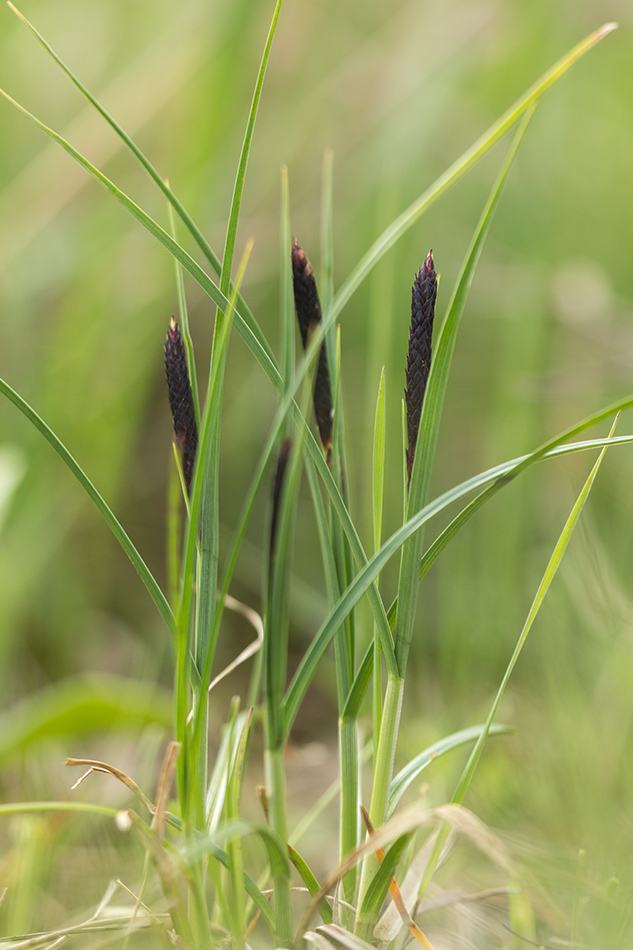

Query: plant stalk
left=265, top=745, right=293, bottom=945
left=355, top=673, right=404, bottom=936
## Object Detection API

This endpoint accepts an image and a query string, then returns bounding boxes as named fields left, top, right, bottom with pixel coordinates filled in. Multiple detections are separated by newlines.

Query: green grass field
left=0, top=0, right=631, bottom=945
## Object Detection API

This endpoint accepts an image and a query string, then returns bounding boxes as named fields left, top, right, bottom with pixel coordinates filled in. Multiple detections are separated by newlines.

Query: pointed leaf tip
left=598, top=21, right=618, bottom=37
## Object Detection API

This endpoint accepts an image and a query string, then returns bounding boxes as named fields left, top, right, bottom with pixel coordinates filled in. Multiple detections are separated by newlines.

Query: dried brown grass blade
left=208, top=594, right=264, bottom=693
left=296, top=803, right=433, bottom=940
left=151, top=740, right=180, bottom=839
left=65, top=756, right=155, bottom=815
left=361, top=806, right=437, bottom=950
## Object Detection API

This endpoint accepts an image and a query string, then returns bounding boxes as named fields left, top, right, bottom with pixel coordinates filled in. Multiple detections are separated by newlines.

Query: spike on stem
left=291, top=238, right=334, bottom=461
left=164, top=316, right=198, bottom=495
left=405, top=250, right=437, bottom=486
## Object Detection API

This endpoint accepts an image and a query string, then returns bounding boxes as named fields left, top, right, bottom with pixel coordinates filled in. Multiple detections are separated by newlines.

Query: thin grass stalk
left=304, top=455, right=340, bottom=625
left=184, top=245, right=253, bottom=826
left=1, top=26, right=615, bottom=520
left=293, top=217, right=359, bottom=895
left=0, top=27, right=616, bottom=936
left=198, top=0, right=285, bottom=695
left=417, top=423, right=617, bottom=902
left=188, top=868, right=214, bottom=950
left=174, top=246, right=251, bottom=865
left=288, top=845, right=333, bottom=924
left=167, top=452, right=182, bottom=610
left=328, top=333, right=353, bottom=682
left=320, top=147, right=335, bottom=315
left=281, top=425, right=633, bottom=745
left=322, top=164, right=354, bottom=702
left=339, top=716, right=360, bottom=908
left=305, top=442, right=362, bottom=907
left=194, top=388, right=221, bottom=669
left=264, top=431, right=304, bottom=943
left=324, top=23, right=616, bottom=331
left=386, top=723, right=513, bottom=818
left=265, top=438, right=301, bottom=734
left=219, top=0, right=283, bottom=302
left=354, top=672, right=404, bottom=939
left=330, top=330, right=359, bottom=902
left=209, top=232, right=392, bottom=722
left=280, top=166, right=294, bottom=392
left=330, top=331, right=355, bottom=697
left=0, top=801, right=119, bottom=819
left=372, top=368, right=386, bottom=747
left=261, top=375, right=313, bottom=944
left=355, top=114, right=533, bottom=932
left=221, top=23, right=616, bottom=528
left=208, top=846, right=233, bottom=937
left=0, top=376, right=176, bottom=635
left=342, top=642, right=375, bottom=723
left=389, top=110, right=535, bottom=646
left=244, top=166, right=296, bottom=720
left=226, top=708, right=253, bottom=950
left=174, top=615, right=192, bottom=834
left=13, top=9, right=614, bottom=403
left=206, top=702, right=244, bottom=832
left=264, top=747, right=293, bottom=943
left=207, top=705, right=246, bottom=940
left=262, top=379, right=314, bottom=943
left=8, top=2, right=276, bottom=369
left=167, top=185, right=200, bottom=430
left=398, top=106, right=533, bottom=674
left=190, top=374, right=222, bottom=842
left=0, top=87, right=283, bottom=388
left=209, top=364, right=397, bottom=704
left=0, top=33, right=612, bottom=717
left=383, top=428, right=633, bottom=634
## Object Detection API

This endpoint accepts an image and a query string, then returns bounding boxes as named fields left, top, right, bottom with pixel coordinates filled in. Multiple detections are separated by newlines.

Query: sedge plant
left=0, top=3, right=629, bottom=947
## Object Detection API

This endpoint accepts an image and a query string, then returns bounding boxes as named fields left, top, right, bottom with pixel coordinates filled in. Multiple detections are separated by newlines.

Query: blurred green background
left=0, top=0, right=632, bottom=940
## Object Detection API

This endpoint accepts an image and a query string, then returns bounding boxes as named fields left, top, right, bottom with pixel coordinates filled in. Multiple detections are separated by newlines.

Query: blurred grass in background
left=0, top=0, right=631, bottom=937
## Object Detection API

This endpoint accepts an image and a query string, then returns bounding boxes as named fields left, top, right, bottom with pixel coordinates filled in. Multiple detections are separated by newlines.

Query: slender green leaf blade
left=387, top=724, right=513, bottom=818
left=7, top=1, right=271, bottom=360
left=167, top=193, right=200, bottom=428
left=320, top=147, right=335, bottom=316
left=372, top=367, right=386, bottom=556
left=394, top=106, right=535, bottom=673
left=357, top=834, right=414, bottom=927
left=280, top=166, right=294, bottom=390
left=282, top=420, right=633, bottom=734
left=327, top=23, right=617, bottom=325
left=288, top=846, right=333, bottom=924
left=0, top=376, right=175, bottom=635
left=418, top=419, right=621, bottom=900
left=453, top=420, right=620, bottom=808
left=0, top=88, right=278, bottom=377
left=220, top=0, right=283, bottom=296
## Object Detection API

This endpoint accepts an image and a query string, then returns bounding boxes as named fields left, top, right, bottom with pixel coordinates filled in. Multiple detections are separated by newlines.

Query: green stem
left=188, top=867, right=213, bottom=950
left=355, top=673, right=404, bottom=937
left=194, top=392, right=222, bottom=673
left=264, top=745, right=293, bottom=945
left=339, top=715, right=359, bottom=902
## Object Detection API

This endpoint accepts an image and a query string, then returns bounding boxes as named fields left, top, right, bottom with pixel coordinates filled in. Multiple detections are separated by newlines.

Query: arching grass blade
left=0, top=376, right=175, bottom=636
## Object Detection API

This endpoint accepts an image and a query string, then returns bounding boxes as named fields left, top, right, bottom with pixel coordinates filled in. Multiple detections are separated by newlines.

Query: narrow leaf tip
left=597, top=21, right=618, bottom=37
